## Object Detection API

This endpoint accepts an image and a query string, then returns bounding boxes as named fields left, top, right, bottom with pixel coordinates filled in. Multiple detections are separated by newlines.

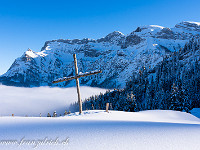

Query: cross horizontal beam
left=52, top=70, right=102, bottom=84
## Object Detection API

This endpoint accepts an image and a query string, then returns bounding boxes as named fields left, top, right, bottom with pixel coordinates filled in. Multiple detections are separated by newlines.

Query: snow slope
left=0, top=110, right=199, bottom=150
left=0, top=85, right=107, bottom=117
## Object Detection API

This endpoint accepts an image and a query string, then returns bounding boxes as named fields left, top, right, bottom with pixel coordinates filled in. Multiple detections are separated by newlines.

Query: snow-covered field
left=0, top=85, right=200, bottom=150
left=0, top=85, right=107, bottom=116
left=0, top=110, right=200, bottom=150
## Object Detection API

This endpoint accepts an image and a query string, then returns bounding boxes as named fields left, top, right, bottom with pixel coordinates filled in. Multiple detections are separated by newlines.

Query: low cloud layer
left=0, top=85, right=107, bottom=117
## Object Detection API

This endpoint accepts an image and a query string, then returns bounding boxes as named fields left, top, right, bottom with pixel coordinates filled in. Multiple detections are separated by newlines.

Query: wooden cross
left=52, top=54, right=102, bottom=114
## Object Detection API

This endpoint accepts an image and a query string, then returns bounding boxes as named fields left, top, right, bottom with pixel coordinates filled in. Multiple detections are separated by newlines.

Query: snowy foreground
left=0, top=110, right=200, bottom=150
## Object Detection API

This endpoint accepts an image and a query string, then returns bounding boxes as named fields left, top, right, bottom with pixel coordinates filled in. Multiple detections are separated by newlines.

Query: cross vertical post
left=73, top=54, right=82, bottom=114
left=52, top=54, right=102, bottom=115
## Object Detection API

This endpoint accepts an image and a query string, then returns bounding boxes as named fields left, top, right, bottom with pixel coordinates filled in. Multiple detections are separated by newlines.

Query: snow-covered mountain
left=0, top=21, right=200, bottom=88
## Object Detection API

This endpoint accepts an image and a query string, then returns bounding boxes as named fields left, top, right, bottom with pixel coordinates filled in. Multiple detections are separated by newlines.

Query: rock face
left=175, top=21, right=200, bottom=32
left=0, top=21, right=200, bottom=88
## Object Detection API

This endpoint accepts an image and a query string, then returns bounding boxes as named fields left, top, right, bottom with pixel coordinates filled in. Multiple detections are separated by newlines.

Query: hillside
left=69, top=37, right=200, bottom=112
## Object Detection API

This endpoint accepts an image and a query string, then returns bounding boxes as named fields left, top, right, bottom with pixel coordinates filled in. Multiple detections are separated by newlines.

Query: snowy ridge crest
left=175, top=21, right=200, bottom=32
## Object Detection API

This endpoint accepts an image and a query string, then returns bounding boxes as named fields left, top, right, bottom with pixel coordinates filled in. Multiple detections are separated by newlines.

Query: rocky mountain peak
left=97, top=31, right=125, bottom=44
left=27, top=48, right=32, bottom=52
left=106, top=31, right=124, bottom=37
left=24, top=48, right=38, bottom=58
left=175, top=21, right=200, bottom=32
left=134, top=25, right=164, bottom=33
left=131, top=25, right=165, bottom=38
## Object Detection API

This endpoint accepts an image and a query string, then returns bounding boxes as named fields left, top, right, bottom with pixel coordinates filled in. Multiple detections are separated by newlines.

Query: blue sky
left=0, top=0, right=199, bottom=75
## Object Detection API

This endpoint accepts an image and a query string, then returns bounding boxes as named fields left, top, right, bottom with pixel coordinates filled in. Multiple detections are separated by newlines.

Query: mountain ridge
left=0, top=21, right=200, bottom=88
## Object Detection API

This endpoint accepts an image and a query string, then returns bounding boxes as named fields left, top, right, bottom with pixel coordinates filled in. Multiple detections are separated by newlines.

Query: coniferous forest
left=69, top=37, right=200, bottom=113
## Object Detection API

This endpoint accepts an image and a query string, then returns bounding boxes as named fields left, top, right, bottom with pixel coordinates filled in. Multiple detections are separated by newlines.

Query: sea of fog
left=0, top=85, right=107, bottom=117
